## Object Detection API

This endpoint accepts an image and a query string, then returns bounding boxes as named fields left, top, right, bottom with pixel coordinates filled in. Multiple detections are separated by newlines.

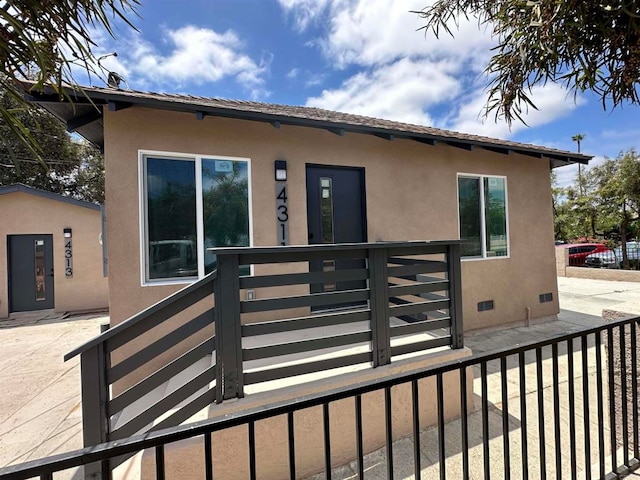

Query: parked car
left=558, top=243, right=609, bottom=267
left=585, top=241, right=640, bottom=268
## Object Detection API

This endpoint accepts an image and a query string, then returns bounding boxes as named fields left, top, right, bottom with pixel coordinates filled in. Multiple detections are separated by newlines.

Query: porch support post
left=369, top=247, right=390, bottom=366
left=448, top=243, right=464, bottom=348
left=80, top=344, right=110, bottom=479
left=215, top=253, right=244, bottom=400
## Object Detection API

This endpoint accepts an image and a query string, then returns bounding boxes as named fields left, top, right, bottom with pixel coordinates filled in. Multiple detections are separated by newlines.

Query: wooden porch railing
left=63, top=240, right=464, bottom=462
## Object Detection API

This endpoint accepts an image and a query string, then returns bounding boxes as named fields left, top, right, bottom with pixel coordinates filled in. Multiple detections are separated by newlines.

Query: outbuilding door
left=8, top=234, right=54, bottom=312
left=306, top=165, right=367, bottom=301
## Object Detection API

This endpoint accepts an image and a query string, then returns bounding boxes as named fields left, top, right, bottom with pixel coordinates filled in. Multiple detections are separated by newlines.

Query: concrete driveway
left=0, top=310, right=107, bottom=473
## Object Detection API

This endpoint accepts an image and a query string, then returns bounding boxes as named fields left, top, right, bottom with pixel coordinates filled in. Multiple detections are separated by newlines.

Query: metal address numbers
left=276, top=181, right=289, bottom=245
left=64, top=228, right=73, bottom=277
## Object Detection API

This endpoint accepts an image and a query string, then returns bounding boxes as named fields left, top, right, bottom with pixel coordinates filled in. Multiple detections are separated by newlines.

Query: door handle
left=49, top=268, right=54, bottom=277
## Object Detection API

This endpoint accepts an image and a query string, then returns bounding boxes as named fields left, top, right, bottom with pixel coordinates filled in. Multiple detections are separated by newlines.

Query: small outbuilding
left=0, top=184, right=108, bottom=318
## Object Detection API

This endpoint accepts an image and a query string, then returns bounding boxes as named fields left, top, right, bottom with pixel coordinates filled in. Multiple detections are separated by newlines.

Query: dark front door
left=306, top=165, right=367, bottom=301
left=8, top=234, right=54, bottom=312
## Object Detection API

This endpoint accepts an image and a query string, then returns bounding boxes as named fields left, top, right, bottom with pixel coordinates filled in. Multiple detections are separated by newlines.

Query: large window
left=457, top=175, right=508, bottom=259
left=141, top=152, right=251, bottom=283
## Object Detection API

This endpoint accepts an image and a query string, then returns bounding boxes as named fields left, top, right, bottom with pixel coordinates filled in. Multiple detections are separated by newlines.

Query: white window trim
left=456, top=173, right=510, bottom=261
left=138, top=149, right=253, bottom=286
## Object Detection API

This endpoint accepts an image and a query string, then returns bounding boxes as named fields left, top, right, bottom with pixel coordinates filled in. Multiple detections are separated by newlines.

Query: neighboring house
left=27, top=85, right=591, bottom=333
left=0, top=184, right=108, bottom=318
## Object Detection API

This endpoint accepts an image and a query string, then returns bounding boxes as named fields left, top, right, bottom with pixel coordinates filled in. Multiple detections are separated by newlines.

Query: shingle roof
left=24, top=82, right=591, bottom=167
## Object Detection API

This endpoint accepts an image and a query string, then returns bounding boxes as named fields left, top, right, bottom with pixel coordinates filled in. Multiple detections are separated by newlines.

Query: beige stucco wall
left=133, top=347, right=473, bottom=480
left=104, top=106, right=559, bottom=335
left=0, top=191, right=109, bottom=318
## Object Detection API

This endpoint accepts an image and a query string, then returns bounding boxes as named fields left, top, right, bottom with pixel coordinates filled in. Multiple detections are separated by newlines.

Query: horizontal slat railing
left=68, top=271, right=218, bottom=475
left=5, top=315, right=638, bottom=480
left=212, top=241, right=463, bottom=396
left=66, top=241, right=461, bottom=478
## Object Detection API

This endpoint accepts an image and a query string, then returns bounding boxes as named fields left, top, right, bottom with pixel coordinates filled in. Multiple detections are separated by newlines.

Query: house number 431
left=276, top=182, right=289, bottom=246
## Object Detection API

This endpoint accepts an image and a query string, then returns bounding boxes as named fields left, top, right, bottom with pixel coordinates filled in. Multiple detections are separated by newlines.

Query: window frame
left=456, top=173, right=510, bottom=261
left=139, top=150, right=253, bottom=286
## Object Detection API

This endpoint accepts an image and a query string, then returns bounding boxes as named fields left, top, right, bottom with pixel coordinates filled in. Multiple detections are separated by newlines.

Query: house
left=23, top=84, right=593, bottom=479
left=0, top=184, right=108, bottom=319
left=26, top=84, right=590, bottom=334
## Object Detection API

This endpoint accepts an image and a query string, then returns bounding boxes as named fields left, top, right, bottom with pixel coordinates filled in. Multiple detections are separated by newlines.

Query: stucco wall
left=103, top=106, right=560, bottom=333
left=0, top=191, right=109, bottom=318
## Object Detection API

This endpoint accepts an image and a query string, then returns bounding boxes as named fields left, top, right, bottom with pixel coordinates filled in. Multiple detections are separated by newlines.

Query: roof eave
left=23, top=83, right=592, bottom=167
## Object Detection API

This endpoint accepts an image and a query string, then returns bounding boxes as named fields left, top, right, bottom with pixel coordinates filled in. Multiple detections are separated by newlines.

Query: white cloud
left=280, top=0, right=494, bottom=70
left=306, top=57, right=460, bottom=125
left=278, top=0, right=331, bottom=32
left=286, top=67, right=300, bottom=79
left=448, top=83, right=586, bottom=138
left=82, top=25, right=270, bottom=98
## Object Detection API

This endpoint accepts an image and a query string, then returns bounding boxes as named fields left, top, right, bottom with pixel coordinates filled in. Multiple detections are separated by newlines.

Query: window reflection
left=201, top=159, right=250, bottom=275
left=484, top=177, right=507, bottom=257
left=146, top=158, right=197, bottom=280
left=35, top=240, right=45, bottom=301
left=458, top=177, right=482, bottom=257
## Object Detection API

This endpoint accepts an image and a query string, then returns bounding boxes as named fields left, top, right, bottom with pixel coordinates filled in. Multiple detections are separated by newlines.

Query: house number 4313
left=276, top=182, right=289, bottom=246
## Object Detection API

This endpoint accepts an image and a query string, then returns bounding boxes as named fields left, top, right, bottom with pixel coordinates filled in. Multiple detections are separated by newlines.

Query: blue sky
left=84, top=0, right=640, bottom=187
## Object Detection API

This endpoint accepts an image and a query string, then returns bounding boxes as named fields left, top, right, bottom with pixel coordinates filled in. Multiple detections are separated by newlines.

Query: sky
left=83, top=0, right=640, bottom=188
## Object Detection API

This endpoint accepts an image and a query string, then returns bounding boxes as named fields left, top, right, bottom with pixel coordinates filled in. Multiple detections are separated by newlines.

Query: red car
left=558, top=243, right=610, bottom=267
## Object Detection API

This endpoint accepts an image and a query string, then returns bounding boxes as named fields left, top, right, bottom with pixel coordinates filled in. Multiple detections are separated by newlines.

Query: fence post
left=448, top=243, right=464, bottom=348
left=369, top=246, right=390, bottom=366
left=214, top=252, right=243, bottom=399
left=80, top=343, right=110, bottom=479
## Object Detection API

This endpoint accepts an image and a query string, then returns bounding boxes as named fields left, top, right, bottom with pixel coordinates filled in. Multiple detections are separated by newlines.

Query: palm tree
left=572, top=134, right=585, bottom=195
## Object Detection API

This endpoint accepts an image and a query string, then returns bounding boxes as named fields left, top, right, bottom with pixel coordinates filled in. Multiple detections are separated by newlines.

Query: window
left=457, top=175, right=508, bottom=259
left=141, top=152, right=251, bottom=283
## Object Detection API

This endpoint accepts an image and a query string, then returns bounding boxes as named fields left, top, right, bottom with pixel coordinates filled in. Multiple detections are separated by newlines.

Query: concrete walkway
left=0, top=310, right=107, bottom=479
left=0, top=277, right=638, bottom=479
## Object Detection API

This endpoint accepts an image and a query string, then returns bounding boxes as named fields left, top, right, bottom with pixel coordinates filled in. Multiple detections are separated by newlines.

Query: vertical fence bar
left=355, top=394, right=364, bottom=479
left=437, top=372, right=446, bottom=480
left=536, top=347, right=547, bottom=480
left=412, top=380, right=421, bottom=478
left=80, top=344, right=110, bottom=479
left=519, top=351, right=529, bottom=480
left=567, top=338, right=577, bottom=480
left=385, top=386, right=394, bottom=480
left=460, top=368, right=469, bottom=480
left=155, top=445, right=165, bottom=480
left=215, top=253, right=243, bottom=400
left=501, top=357, right=511, bottom=480
left=369, top=247, right=390, bottom=367
left=248, top=421, right=256, bottom=480
left=447, top=243, right=464, bottom=349
left=631, top=320, right=639, bottom=460
left=204, top=433, right=213, bottom=480
left=481, top=361, right=490, bottom=480
left=595, top=330, right=606, bottom=480
left=607, top=328, right=618, bottom=471
left=619, top=324, right=629, bottom=466
left=581, top=335, right=592, bottom=480
left=323, top=402, right=332, bottom=480
left=287, top=412, right=296, bottom=480
left=552, top=343, right=562, bottom=480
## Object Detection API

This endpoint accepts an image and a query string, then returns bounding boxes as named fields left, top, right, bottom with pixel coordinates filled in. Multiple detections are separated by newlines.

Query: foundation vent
left=477, top=300, right=494, bottom=312
left=539, top=292, right=553, bottom=303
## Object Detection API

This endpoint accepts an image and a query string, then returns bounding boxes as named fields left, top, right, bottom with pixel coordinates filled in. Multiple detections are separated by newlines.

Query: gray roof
left=0, top=184, right=101, bottom=211
left=23, top=82, right=592, bottom=168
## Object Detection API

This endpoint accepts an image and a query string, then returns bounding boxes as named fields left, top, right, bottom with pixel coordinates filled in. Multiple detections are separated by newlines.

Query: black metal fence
left=1, top=315, right=637, bottom=480
left=62, top=241, right=463, bottom=454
